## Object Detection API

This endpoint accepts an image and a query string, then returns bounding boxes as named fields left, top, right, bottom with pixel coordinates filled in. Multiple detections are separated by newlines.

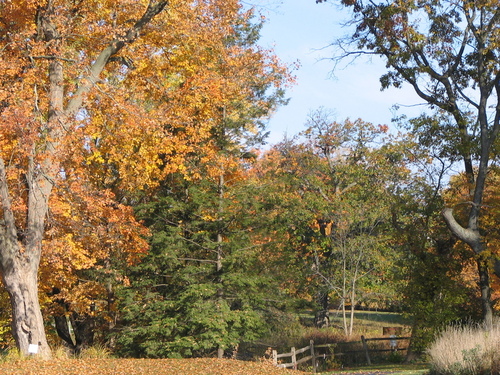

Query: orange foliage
left=41, top=179, right=149, bottom=315
left=79, top=2, right=292, bottom=189
left=0, top=358, right=309, bottom=375
left=0, top=0, right=291, bottom=223
left=0, top=0, right=291, bottom=322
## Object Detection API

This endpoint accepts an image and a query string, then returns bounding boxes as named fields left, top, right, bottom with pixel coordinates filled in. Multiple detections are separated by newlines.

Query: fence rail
left=272, top=336, right=409, bottom=372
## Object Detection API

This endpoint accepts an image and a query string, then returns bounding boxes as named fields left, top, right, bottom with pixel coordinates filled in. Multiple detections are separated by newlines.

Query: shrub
left=261, top=309, right=305, bottom=349
left=427, top=320, right=500, bottom=375
left=301, top=327, right=347, bottom=346
left=51, top=344, right=71, bottom=360
left=77, top=343, right=113, bottom=359
left=0, top=347, right=25, bottom=363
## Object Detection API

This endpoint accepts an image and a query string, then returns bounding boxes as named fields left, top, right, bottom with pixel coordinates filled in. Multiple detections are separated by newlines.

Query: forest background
left=0, top=0, right=499, bottom=363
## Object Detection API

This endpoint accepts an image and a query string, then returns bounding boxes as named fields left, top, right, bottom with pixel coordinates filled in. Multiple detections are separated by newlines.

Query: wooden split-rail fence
left=272, top=336, right=410, bottom=372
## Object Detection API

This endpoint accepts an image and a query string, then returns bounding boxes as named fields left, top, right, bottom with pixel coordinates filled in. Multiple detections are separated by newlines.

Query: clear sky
left=255, top=1, right=424, bottom=144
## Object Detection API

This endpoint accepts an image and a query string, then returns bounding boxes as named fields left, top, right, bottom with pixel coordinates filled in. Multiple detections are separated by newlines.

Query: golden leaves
left=0, top=0, right=291, bottom=340
left=0, top=358, right=309, bottom=375
left=40, top=174, right=150, bottom=317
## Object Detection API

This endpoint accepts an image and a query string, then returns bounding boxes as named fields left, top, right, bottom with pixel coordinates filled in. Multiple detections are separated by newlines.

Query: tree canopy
left=1, top=0, right=499, bottom=361
left=0, top=0, right=291, bottom=357
left=317, top=0, right=500, bottom=326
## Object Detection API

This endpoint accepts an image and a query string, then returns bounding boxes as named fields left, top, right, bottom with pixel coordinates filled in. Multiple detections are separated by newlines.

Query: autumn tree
left=0, top=0, right=170, bottom=357
left=257, top=110, right=410, bottom=335
left=49, top=2, right=289, bottom=354
left=317, top=0, right=500, bottom=326
left=441, top=169, right=500, bottom=308
left=107, top=8, right=291, bottom=358
left=0, top=0, right=290, bottom=357
left=390, top=155, right=480, bottom=356
left=41, top=178, right=150, bottom=353
left=116, top=166, right=290, bottom=358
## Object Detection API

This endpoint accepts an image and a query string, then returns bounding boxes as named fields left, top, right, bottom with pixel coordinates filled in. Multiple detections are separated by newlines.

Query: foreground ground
left=0, top=358, right=310, bottom=375
left=0, top=358, right=431, bottom=374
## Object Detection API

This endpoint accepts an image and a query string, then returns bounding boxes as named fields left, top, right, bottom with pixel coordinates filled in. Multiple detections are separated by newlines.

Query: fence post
left=272, top=349, right=277, bottom=366
left=291, top=346, right=297, bottom=370
left=310, top=340, right=316, bottom=373
left=361, top=335, right=372, bottom=365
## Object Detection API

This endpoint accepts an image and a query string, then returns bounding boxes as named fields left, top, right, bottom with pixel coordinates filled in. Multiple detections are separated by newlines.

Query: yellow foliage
left=0, top=0, right=292, bottom=347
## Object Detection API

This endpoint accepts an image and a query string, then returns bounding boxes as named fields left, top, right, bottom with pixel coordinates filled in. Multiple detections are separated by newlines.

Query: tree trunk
left=70, top=313, right=95, bottom=354
left=0, top=158, right=52, bottom=358
left=314, top=292, right=330, bottom=328
left=217, top=173, right=224, bottom=359
left=405, top=320, right=424, bottom=363
left=442, top=207, right=493, bottom=326
left=341, top=298, right=348, bottom=335
left=349, top=279, right=356, bottom=337
left=0, top=1, right=170, bottom=358
left=1, top=256, right=50, bottom=358
left=54, top=315, right=73, bottom=349
left=54, top=310, right=95, bottom=354
left=477, top=257, right=493, bottom=329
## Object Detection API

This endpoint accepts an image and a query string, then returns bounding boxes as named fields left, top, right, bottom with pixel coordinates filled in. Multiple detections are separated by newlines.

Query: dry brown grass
left=427, top=320, right=500, bottom=375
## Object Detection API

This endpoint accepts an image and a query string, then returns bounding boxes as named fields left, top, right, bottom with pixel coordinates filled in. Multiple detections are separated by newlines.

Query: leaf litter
left=0, top=358, right=311, bottom=375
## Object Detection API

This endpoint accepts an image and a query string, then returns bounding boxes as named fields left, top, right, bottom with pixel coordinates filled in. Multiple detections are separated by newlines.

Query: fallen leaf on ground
left=0, top=358, right=311, bottom=375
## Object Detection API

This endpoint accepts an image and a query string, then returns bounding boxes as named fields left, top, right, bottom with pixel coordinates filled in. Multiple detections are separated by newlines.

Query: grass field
left=295, top=310, right=425, bottom=374
left=326, top=310, right=410, bottom=336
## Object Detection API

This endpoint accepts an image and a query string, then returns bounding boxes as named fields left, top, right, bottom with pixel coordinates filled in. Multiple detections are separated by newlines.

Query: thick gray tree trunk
left=2, top=259, right=50, bottom=358
left=442, top=207, right=493, bottom=328
left=314, top=292, right=330, bottom=328
left=0, top=154, right=53, bottom=358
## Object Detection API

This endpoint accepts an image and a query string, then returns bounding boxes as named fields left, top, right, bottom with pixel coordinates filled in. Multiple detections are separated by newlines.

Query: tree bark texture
left=477, top=257, right=493, bottom=329
left=1, top=250, right=50, bottom=358
left=442, top=207, right=493, bottom=327
left=314, top=292, right=330, bottom=329
left=0, top=156, right=52, bottom=358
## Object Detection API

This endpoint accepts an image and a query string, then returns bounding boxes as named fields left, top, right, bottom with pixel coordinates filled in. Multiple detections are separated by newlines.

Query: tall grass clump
left=77, top=343, right=113, bottom=359
left=427, top=320, right=500, bottom=375
left=0, top=348, right=25, bottom=363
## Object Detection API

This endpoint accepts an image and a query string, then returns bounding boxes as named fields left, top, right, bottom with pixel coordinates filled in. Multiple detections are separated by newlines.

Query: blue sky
left=255, top=1, right=423, bottom=144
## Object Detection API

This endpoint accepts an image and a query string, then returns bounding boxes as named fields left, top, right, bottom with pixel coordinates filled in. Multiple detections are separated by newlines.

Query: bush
left=301, top=327, right=347, bottom=346
left=0, top=348, right=25, bottom=363
left=427, top=320, right=500, bottom=375
left=77, top=343, right=113, bottom=359
left=260, top=309, right=305, bottom=350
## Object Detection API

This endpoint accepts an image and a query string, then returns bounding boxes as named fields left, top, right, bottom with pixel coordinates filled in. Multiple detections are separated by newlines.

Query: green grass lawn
left=326, top=310, right=411, bottom=336
left=300, top=310, right=410, bottom=331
